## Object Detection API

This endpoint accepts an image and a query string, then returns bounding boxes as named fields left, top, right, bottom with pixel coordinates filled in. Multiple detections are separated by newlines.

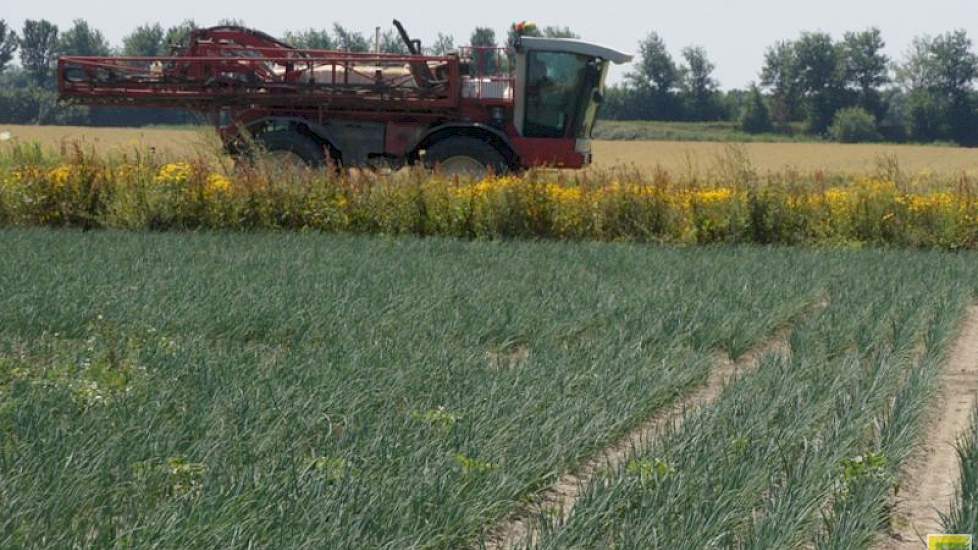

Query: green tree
left=333, top=24, right=369, bottom=52
left=470, top=27, right=497, bottom=48
left=794, top=32, right=844, bottom=134
left=380, top=29, right=409, bottom=54
left=897, top=31, right=978, bottom=144
left=628, top=32, right=678, bottom=93
left=165, top=20, right=198, bottom=51
left=470, top=28, right=499, bottom=74
left=123, top=23, right=164, bottom=56
left=740, top=84, right=772, bottom=134
left=57, top=19, right=110, bottom=57
left=760, top=40, right=802, bottom=126
left=679, top=45, right=720, bottom=120
left=0, top=20, right=17, bottom=74
left=840, top=28, right=889, bottom=119
left=283, top=28, right=335, bottom=50
left=19, top=20, right=59, bottom=84
left=429, top=33, right=455, bottom=55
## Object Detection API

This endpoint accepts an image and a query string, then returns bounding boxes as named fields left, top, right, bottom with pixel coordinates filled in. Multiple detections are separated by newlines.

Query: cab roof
left=517, top=37, right=634, bottom=65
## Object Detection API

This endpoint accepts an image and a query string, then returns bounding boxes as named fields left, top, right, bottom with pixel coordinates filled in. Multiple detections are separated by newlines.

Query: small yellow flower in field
left=205, top=173, right=232, bottom=195
left=693, top=188, right=735, bottom=205
left=48, top=165, right=72, bottom=189
left=155, top=162, right=192, bottom=185
left=906, top=192, right=955, bottom=214
left=823, top=188, right=853, bottom=210
left=546, top=183, right=582, bottom=204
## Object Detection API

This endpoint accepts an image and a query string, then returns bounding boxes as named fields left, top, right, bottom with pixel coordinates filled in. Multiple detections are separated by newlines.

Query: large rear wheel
left=424, top=136, right=510, bottom=178
left=257, top=130, right=328, bottom=169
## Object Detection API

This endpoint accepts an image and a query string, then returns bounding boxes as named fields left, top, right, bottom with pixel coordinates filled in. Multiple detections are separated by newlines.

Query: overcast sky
left=6, top=0, right=978, bottom=88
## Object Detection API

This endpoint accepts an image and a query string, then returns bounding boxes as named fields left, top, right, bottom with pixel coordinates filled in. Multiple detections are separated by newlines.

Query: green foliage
left=841, top=28, right=889, bottom=118
left=122, top=23, right=164, bottom=57
left=57, top=19, right=111, bottom=57
left=429, top=33, right=455, bottom=55
left=0, top=20, right=17, bottom=74
left=946, top=411, right=978, bottom=539
left=897, top=31, right=978, bottom=144
left=741, top=85, right=773, bottom=134
left=283, top=28, right=336, bottom=50
left=19, top=19, right=58, bottom=84
left=164, top=20, right=198, bottom=51
left=761, top=40, right=803, bottom=125
left=470, top=27, right=497, bottom=48
left=830, top=107, right=881, bottom=143
left=379, top=29, right=408, bottom=55
left=680, top=45, right=721, bottom=121
left=332, top=24, right=369, bottom=52
left=629, top=31, right=678, bottom=94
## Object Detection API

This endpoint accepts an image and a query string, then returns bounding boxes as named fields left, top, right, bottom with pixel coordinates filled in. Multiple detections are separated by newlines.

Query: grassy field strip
left=519, top=255, right=976, bottom=548
left=880, top=306, right=978, bottom=548
left=482, top=297, right=827, bottom=549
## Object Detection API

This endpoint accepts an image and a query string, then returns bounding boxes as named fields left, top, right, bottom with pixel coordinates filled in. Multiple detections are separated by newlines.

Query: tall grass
left=3, top=143, right=978, bottom=248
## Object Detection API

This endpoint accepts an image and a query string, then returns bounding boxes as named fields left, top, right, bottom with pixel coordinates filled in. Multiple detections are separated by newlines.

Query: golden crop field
left=3, top=124, right=978, bottom=175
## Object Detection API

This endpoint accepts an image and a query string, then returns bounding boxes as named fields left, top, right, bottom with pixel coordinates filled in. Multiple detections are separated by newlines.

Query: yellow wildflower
left=205, top=173, right=232, bottom=195
left=155, top=162, right=192, bottom=185
left=48, top=165, right=72, bottom=189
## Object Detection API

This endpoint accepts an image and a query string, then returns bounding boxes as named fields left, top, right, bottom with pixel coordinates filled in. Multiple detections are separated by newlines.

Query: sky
left=5, top=0, right=978, bottom=89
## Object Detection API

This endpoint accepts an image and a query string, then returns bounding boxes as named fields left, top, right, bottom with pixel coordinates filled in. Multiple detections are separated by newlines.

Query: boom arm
left=58, top=26, right=460, bottom=113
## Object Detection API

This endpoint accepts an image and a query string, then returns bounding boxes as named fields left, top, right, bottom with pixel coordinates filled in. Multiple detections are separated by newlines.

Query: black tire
left=258, top=130, right=327, bottom=168
left=424, top=136, right=511, bottom=176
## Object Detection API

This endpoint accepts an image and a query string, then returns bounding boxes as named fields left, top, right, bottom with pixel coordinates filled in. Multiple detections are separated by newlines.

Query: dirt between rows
left=881, top=305, right=978, bottom=550
left=480, top=317, right=805, bottom=549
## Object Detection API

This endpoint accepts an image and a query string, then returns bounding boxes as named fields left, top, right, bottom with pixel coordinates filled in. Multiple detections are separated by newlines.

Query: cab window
left=523, top=52, right=589, bottom=138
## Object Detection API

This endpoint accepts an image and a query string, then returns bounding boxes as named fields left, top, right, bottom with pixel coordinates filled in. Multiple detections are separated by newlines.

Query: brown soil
left=880, top=306, right=978, bottom=550
left=481, top=323, right=801, bottom=549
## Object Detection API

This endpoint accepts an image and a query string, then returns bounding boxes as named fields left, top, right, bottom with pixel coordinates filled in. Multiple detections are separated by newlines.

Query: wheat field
left=3, top=124, right=978, bottom=175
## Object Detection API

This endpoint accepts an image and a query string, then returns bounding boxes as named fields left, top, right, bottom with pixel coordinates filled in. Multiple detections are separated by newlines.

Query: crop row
left=3, top=146, right=978, bottom=248
left=0, top=231, right=824, bottom=548
left=3, top=231, right=977, bottom=548
left=521, top=248, right=977, bottom=549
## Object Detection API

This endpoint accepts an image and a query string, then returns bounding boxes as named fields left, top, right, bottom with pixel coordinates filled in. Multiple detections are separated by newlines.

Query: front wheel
left=424, top=136, right=511, bottom=178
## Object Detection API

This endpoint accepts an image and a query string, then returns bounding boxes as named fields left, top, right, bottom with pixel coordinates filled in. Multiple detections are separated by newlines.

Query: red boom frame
left=57, top=26, right=589, bottom=170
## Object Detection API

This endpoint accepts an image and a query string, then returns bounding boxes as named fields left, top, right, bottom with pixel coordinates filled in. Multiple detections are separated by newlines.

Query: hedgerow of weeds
left=3, top=143, right=978, bottom=248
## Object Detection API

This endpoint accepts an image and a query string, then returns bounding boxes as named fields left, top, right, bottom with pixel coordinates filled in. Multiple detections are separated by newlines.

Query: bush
left=740, top=86, right=772, bottom=134
left=830, top=107, right=882, bottom=143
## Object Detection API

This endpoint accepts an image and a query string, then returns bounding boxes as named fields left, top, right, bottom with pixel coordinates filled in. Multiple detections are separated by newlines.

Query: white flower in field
left=0, top=131, right=10, bottom=141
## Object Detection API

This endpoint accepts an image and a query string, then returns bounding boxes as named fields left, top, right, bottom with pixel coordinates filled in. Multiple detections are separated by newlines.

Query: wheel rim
left=439, top=156, right=489, bottom=179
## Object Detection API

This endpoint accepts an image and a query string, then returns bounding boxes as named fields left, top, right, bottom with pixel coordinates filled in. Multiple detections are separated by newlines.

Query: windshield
left=523, top=52, right=603, bottom=139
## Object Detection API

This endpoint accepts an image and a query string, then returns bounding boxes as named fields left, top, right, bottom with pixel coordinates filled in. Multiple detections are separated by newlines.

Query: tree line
left=2, top=18, right=978, bottom=145
left=606, top=28, right=978, bottom=145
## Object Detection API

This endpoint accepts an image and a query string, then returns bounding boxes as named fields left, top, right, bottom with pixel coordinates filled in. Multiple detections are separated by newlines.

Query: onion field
left=2, top=230, right=977, bottom=548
